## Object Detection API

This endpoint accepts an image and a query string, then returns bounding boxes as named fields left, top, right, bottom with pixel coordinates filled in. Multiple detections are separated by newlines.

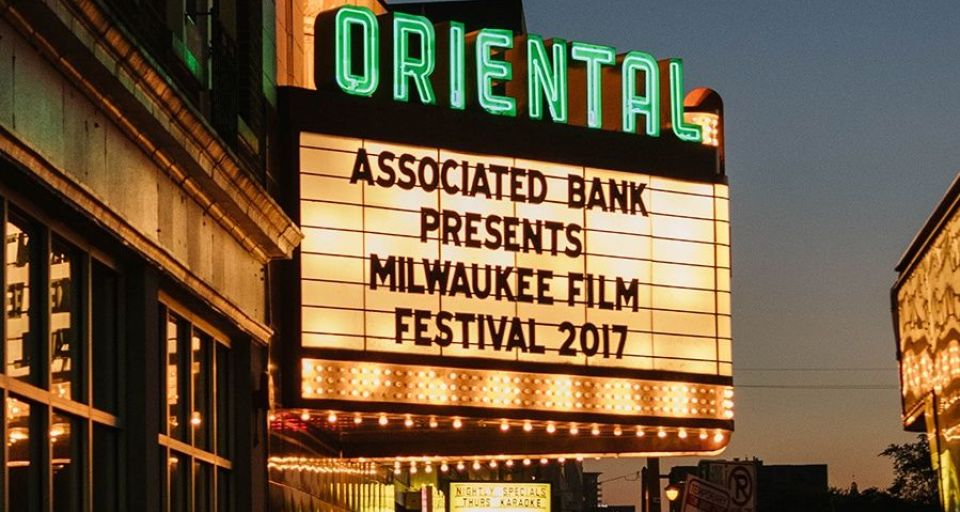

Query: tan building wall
left=276, top=0, right=387, bottom=89
left=0, top=1, right=301, bottom=341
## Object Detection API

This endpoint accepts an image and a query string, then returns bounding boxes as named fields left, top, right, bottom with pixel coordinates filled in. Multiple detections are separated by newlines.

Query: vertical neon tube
left=527, top=35, right=568, bottom=123
left=475, top=28, right=516, bottom=117
left=668, top=59, right=702, bottom=142
left=449, top=22, right=466, bottom=109
left=570, top=42, right=615, bottom=129
left=334, top=6, right=379, bottom=97
left=392, top=12, right=437, bottom=104
left=621, top=51, right=659, bottom=136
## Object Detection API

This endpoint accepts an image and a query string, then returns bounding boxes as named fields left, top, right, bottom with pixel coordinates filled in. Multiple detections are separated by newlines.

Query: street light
left=664, top=483, right=681, bottom=502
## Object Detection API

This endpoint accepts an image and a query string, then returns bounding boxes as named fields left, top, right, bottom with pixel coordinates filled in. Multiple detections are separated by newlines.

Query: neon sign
left=320, top=6, right=703, bottom=142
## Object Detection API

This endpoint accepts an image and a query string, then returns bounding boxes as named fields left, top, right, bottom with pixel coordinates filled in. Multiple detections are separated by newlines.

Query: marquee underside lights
left=269, top=409, right=730, bottom=459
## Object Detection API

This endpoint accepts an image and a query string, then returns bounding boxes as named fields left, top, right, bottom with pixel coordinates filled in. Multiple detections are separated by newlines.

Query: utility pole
left=641, top=457, right=662, bottom=512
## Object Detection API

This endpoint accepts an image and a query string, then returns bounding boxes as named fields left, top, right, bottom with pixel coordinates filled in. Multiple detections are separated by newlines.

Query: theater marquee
left=276, top=4, right=732, bottom=459
left=296, top=133, right=731, bottom=419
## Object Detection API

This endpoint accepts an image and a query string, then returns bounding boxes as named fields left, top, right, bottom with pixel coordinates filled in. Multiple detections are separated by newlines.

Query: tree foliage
left=881, top=434, right=939, bottom=506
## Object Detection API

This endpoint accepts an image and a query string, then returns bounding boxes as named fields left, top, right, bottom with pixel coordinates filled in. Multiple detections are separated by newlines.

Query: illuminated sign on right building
left=894, top=174, right=960, bottom=511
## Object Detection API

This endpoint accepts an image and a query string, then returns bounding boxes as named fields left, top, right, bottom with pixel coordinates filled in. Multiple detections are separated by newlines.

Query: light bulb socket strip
left=269, top=409, right=731, bottom=459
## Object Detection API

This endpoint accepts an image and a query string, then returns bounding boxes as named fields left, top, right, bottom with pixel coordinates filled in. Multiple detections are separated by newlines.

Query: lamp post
left=640, top=458, right=686, bottom=512
left=664, top=483, right=683, bottom=512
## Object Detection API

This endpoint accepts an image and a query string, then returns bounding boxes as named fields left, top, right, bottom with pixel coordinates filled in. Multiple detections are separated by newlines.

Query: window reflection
left=7, top=396, right=40, bottom=511
left=168, top=316, right=186, bottom=441
left=51, top=411, right=81, bottom=512
left=50, top=240, right=80, bottom=401
left=6, top=216, right=35, bottom=382
left=170, top=450, right=189, bottom=512
left=193, top=332, right=211, bottom=450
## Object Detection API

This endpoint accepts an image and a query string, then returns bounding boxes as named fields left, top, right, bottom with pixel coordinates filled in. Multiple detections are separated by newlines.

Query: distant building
left=669, top=459, right=830, bottom=512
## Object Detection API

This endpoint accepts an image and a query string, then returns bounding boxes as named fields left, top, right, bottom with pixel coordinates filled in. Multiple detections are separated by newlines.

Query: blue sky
left=522, top=0, right=960, bottom=505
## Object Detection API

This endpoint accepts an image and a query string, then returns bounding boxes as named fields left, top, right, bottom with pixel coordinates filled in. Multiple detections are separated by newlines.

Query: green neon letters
left=328, top=6, right=710, bottom=143
left=476, top=29, right=517, bottom=117
left=570, top=42, right=615, bottom=129
left=449, top=22, right=466, bottom=110
left=621, top=51, right=659, bottom=136
left=334, top=6, right=379, bottom=97
left=527, top=36, right=567, bottom=123
left=667, top=59, right=702, bottom=142
left=393, top=12, right=436, bottom=104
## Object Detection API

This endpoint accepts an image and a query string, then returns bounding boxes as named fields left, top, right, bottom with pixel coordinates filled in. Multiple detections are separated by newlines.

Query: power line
left=738, top=367, right=897, bottom=372
left=735, top=384, right=897, bottom=390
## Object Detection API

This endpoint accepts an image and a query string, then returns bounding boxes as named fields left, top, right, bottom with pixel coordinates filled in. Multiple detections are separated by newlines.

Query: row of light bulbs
left=301, top=360, right=734, bottom=420
left=274, top=410, right=727, bottom=443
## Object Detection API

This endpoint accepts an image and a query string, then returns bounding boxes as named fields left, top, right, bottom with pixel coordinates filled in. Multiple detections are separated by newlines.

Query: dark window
left=92, top=261, right=119, bottom=412
left=93, top=423, right=119, bottom=512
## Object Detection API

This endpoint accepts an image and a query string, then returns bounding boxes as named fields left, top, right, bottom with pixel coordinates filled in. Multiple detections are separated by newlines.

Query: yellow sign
left=449, top=483, right=550, bottom=512
left=298, top=132, right=732, bottom=421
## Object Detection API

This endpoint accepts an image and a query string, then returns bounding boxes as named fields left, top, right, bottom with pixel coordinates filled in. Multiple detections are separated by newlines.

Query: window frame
left=159, top=296, right=233, bottom=512
left=0, top=194, right=124, bottom=512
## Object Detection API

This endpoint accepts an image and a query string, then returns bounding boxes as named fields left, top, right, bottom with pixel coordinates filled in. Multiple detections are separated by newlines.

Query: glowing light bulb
left=636, top=428, right=645, bottom=437
left=404, top=416, right=414, bottom=428
left=378, top=415, right=388, bottom=426
left=570, top=424, right=580, bottom=435
left=500, top=420, right=510, bottom=432
left=353, top=415, right=363, bottom=425
left=699, top=431, right=708, bottom=440
left=453, top=418, right=463, bottom=429
left=523, top=458, right=532, bottom=466
left=678, top=429, right=688, bottom=439
left=429, top=417, right=439, bottom=428
left=300, top=411, right=310, bottom=422
left=506, top=459, right=514, bottom=467
left=540, top=458, right=549, bottom=465
left=489, top=460, right=498, bottom=468
left=523, top=421, right=533, bottom=432
left=472, top=461, right=481, bottom=470
left=591, top=425, right=600, bottom=436
left=658, top=429, right=667, bottom=439
left=457, top=462, right=466, bottom=471
left=425, top=464, right=433, bottom=474
left=613, top=426, right=622, bottom=436
left=546, top=423, right=556, bottom=434
left=714, top=432, right=725, bottom=443
left=327, top=412, right=338, bottom=423
left=440, top=463, right=449, bottom=472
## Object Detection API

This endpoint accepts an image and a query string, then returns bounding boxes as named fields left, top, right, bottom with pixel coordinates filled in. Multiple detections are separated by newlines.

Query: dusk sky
left=523, top=0, right=960, bottom=506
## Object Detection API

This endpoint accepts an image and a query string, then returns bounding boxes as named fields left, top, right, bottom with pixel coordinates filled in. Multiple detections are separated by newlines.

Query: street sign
left=680, top=475, right=730, bottom=512
left=705, top=462, right=756, bottom=512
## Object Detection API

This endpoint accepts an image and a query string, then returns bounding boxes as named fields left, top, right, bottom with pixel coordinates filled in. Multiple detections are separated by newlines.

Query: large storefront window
left=161, top=305, right=233, bottom=512
left=0, top=199, right=121, bottom=511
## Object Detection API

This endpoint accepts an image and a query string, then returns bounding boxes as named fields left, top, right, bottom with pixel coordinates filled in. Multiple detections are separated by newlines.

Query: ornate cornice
left=1, top=0, right=303, bottom=263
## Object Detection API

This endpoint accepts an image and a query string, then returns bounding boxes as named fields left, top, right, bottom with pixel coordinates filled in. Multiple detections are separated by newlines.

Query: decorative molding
left=2, top=0, right=303, bottom=263
left=0, top=124, right=274, bottom=343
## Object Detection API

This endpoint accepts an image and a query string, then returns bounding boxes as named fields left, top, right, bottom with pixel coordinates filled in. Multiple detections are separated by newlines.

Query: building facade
left=894, top=173, right=960, bottom=511
left=0, top=0, right=300, bottom=510
left=1, top=0, right=729, bottom=510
